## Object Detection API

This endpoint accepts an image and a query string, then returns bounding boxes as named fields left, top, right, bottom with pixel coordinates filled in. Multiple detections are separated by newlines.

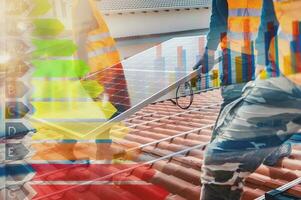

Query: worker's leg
left=210, top=83, right=246, bottom=142
left=214, top=76, right=301, bottom=142
left=201, top=76, right=301, bottom=200
left=201, top=136, right=287, bottom=200
left=211, top=82, right=294, bottom=167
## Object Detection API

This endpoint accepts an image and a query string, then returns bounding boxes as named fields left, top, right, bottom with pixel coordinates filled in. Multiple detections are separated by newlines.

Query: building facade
left=98, top=0, right=211, bottom=58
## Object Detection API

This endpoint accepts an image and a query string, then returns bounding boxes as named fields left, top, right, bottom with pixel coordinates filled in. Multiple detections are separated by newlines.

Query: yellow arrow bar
left=31, top=101, right=117, bottom=120
left=31, top=80, right=104, bottom=99
left=31, top=121, right=129, bottom=140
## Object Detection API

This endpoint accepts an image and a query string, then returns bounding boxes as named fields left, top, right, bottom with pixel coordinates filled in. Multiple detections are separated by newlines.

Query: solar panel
left=29, top=36, right=209, bottom=139
left=87, top=37, right=202, bottom=110
left=78, top=36, right=208, bottom=136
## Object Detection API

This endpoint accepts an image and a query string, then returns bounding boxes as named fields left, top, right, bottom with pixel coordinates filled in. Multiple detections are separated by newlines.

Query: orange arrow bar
left=32, top=142, right=140, bottom=161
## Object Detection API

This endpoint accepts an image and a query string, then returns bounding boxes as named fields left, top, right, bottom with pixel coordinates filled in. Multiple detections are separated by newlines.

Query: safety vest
left=269, top=0, right=301, bottom=85
left=222, top=0, right=263, bottom=85
left=73, top=0, right=121, bottom=73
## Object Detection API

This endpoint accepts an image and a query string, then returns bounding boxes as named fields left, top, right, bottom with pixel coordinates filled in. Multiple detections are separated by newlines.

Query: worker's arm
left=255, top=0, right=279, bottom=76
left=194, top=0, right=228, bottom=71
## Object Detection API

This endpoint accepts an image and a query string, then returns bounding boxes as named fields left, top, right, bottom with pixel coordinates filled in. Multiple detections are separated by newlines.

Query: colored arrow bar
left=3, top=39, right=78, bottom=68
left=32, top=39, right=77, bottom=57
left=31, top=141, right=139, bottom=161
left=33, top=19, right=65, bottom=37
left=32, top=60, right=90, bottom=78
left=31, top=184, right=169, bottom=200
left=31, top=121, right=127, bottom=140
left=5, top=143, right=29, bottom=161
left=6, top=40, right=30, bottom=56
left=31, top=101, right=117, bottom=120
left=5, top=102, right=30, bottom=119
left=6, top=81, right=29, bottom=98
left=32, top=142, right=124, bottom=161
left=5, top=61, right=30, bottom=78
left=31, top=164, right=154, bottom=182
left=31, top=80, right=104, bottom=99
left=0, top=164, right=34, bottom=182
left=5, top=122, right=34, bottom=139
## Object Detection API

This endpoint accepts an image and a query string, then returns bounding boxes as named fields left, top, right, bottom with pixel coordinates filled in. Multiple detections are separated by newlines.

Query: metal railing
left=255, top=177, right=301, bottom=200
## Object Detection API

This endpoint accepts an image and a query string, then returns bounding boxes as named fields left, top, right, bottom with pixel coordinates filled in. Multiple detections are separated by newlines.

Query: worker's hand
left=193, top=49, right=215, bottom=72
left=193, top=58, right=204, bottom=70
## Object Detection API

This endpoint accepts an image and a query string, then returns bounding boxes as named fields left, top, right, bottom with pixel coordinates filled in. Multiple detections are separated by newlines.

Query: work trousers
left=201, top=76, right=301, bottom=200
left=211, top=83, right=246, bottom=142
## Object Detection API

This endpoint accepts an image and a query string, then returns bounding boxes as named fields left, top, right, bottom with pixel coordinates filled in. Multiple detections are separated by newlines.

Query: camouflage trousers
left=201, top=76, right=301, bottom=200
left=211, top=83, right=246, bottom=142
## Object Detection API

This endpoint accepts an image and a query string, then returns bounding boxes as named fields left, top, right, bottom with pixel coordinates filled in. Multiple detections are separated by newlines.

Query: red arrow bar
left=31, top=164, right=155, bottom=182
left=32, top=184, right=169, bottom=200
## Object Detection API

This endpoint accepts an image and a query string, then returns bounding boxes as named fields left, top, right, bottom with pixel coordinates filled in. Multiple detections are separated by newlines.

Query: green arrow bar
left=30, top=0, right=52, bottom=17
left=33, top=19, right=65, bottom=36
left=32, top=39, right=77, bottom=57
left=32, top=60, right=90, bottom=78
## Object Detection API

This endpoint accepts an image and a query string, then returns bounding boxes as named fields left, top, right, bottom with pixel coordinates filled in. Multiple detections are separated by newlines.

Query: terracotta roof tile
left=152, top=161, right=201, bottom=185
left=277, top=158, right=301, bottom=171
left=151, top=172, right=200, bottom=200
left=111, top=89, right=301, bottom=200
left=41, top=90, right=296, bottom=199
left=31, top=91, right=288, bottom=200
left=241, top=188, right=265, bottom=200
left=255, top=165, right=301, bottom=181
left=291, top=149, right=301, bottom=160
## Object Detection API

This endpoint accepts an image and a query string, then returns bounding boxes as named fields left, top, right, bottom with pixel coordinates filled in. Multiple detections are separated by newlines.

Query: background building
left=97, top=0, right=211, bottom=59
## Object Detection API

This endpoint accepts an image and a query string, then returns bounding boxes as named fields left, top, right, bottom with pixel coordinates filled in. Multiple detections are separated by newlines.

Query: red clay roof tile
left=106, top=89, right=301, bottom=200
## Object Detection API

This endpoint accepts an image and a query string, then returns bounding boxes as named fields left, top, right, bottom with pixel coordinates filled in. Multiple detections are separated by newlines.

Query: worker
left=57, top=0, right=124, bottom=160
left=195, top=0, right=290, bottom=167
left=73, top=0, right=121, bottom=73
left=200, top=0, right=301, bottom=199
left=194, top=0, right=264, bottom=142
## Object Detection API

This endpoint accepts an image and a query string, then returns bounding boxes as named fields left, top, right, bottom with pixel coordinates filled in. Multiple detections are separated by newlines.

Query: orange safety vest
left=269, top=0, right=301, bottom=85
left=73, top=0, right=121, bottom=73
left=222, top=0, right=263, bottom=84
